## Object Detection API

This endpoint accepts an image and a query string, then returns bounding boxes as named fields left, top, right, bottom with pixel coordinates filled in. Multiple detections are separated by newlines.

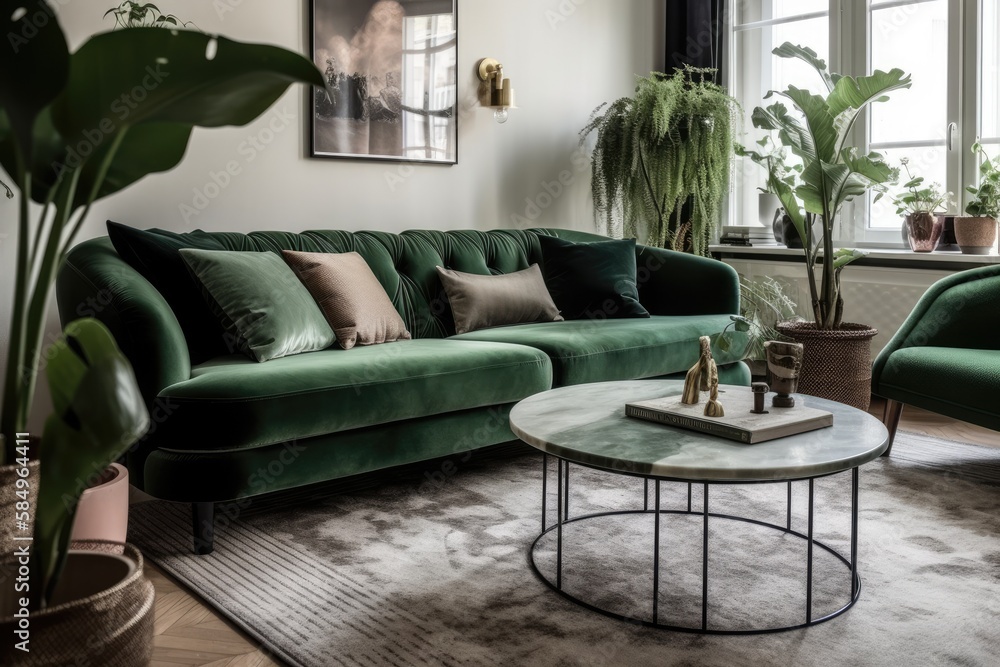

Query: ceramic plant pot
left=954, top=216, right=998, bottom=255
left=905, top=212, right=943, bottom=252
left=70, top=462, right=130, bottom=544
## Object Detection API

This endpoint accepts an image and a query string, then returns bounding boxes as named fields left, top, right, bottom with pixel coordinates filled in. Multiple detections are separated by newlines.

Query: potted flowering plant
left=890, top=159, right=952, bottom=252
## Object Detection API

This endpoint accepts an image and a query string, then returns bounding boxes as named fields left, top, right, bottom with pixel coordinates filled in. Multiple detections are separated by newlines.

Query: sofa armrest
left=636, top=246, right=741, bottom=316
left=872, top=264, right=1000, bottom=391
left=57, top=237, right=191, bottom=407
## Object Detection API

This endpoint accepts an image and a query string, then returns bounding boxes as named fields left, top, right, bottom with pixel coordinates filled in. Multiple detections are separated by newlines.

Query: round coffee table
left=509, top=380, right=889, bottom=634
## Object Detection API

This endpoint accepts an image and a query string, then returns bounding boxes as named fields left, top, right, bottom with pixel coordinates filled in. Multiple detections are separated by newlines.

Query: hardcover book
left=626, top=389, right=833, bottom=444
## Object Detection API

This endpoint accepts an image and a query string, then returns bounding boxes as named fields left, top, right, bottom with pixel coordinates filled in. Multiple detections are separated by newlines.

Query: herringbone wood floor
left=143, top=402, right=999, bottom=667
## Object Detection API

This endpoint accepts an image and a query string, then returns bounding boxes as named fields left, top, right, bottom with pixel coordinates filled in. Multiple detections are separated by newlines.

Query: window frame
left=727, top=0, right=989, bottom=247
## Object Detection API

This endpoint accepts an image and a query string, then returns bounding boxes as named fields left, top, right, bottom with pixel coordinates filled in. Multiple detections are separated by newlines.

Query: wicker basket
left=775, top=321, right=878, bottom=410
left=0, top=542, right=155, bottom=666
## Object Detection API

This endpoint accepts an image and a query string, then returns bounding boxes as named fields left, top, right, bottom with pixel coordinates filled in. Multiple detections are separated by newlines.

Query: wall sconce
left=478, top=57, right=516, bottom=124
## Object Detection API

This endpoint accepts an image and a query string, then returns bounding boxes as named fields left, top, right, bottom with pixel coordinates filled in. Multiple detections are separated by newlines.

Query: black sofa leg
left=192, top=502, right=215, bottom=555
left=882, top=399, right=904, bottom=457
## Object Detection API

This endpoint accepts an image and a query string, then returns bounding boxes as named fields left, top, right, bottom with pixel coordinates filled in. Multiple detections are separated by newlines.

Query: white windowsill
left=709, top=244, right=1000, bottom=267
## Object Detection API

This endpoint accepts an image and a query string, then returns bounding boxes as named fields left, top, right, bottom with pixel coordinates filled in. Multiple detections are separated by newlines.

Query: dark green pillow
left=538, top=235, right=650, bottom=320
left=106, top=221, right=229, bottom=363
left=179, top=249, right=336, bottom=362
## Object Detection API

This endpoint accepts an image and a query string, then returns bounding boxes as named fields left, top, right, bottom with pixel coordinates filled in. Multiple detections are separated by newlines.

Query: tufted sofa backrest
left=180, top=227, right=605, bottom=340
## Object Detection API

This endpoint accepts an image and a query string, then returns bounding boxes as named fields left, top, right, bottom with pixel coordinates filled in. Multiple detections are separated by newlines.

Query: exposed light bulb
left=494, top=107, right=509, bottom=124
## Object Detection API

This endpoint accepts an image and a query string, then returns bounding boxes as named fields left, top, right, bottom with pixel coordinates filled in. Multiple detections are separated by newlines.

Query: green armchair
left=872, top=264, right=1000, bottom=455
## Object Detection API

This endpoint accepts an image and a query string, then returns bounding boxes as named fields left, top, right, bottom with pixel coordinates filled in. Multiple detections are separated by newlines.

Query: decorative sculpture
left=704, top=360, right=724, bottom=417
left=751, top=382, right=770, bottom=414
left=764, top=340, right=804, bottom=408
left=682, top=336, right=724, bottom=416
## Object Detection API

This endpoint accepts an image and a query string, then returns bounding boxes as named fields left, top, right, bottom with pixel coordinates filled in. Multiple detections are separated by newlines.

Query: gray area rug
left=129, top=432, right=1000, bottom=666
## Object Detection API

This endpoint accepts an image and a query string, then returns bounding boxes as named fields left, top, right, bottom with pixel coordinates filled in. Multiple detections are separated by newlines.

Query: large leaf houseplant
left=582, top=66, right=739, bottom=256
left=0, top=1, right=323, bottom=660
left=737, top=43, right=912, bottom=408
left=0, top=4, right=324, bottom=459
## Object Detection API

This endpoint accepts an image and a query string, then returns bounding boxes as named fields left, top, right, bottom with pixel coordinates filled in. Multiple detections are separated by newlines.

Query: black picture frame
left=309, top=0, right=458, bottom=164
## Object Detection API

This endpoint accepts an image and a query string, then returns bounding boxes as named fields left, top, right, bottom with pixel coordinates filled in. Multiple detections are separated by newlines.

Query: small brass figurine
left=751, top=382, right=770, bottom=414
left=683, top=336, right=724, bottom=417
left=764, top=340, right=804, bottom=408
left=682, top=336, right=713, bottom=404
left=704, top=361, right=724, bottom=417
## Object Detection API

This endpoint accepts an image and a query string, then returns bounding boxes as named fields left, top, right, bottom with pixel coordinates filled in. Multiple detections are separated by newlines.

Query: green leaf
left=778, top=86, right=836, bottom=162
left=0, top=0, right=69, bottom=162
left=827, top=68, right=912, bottom=118
left=832, top=248, right=867, bottom=270
left=51, top=27, right=324, bottom=147
left=34, top=319, right=149, bottom=607
left=772, top=43, right=834, bottom=92
left=70, top=121, right=193, bottom=209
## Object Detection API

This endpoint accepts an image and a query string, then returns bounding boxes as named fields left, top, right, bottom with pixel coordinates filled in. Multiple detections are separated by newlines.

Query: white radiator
left=722, top=259, right=955, bottom=357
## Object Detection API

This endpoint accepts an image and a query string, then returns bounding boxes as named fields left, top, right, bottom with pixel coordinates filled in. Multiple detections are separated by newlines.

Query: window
left=730, top=1, right=997, bottom=245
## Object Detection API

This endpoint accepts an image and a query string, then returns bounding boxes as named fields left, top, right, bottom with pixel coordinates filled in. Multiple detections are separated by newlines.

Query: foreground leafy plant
left=33, top=319, right=149, bottom=609
left=737, top=43, right=911, bottom=329
left=0, top=3, right=324, bottom=468
left=582, top=66, right=740, bottom=256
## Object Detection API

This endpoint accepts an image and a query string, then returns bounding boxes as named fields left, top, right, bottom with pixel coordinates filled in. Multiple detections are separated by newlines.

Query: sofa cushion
left=180, top=249, right=336, bottom=362
left=876, top=347, right=1000, bottom=430
left=283, top=250, right=411, bottom=349
left=451, top=316, right=745, bottom=386
left=436, top=264, right=563, bottom=334
left=155, top=339, right=552, bottom=451
left=538, top=235, right=649, bottom=320
left=106, top=221, right=229, bottom=363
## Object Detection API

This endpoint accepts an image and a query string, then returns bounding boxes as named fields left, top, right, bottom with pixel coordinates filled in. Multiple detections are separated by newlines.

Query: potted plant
left=891, top=159, right=952, bottom=253
left=581, top=66, right=740, bottom=256
left=737, top=43, right=912, bottom=409
left=0, top=3, right=324, bottom=662
left=956, top=142, right=1000, bottom=255
left=1, top=319, right=153, bottom=665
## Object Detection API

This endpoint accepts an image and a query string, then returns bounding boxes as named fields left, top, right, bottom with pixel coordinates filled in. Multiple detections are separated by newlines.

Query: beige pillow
left=437, top=264, right=564, bottom=335
left=283, top=250, right=411, bottom=350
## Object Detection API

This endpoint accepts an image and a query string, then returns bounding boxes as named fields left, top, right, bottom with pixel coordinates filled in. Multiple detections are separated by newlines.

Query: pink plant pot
left=70, top=463, right=129, bottom=544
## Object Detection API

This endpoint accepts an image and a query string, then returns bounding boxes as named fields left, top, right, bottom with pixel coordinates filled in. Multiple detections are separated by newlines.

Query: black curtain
left=664, top=0, right=726, bottom=84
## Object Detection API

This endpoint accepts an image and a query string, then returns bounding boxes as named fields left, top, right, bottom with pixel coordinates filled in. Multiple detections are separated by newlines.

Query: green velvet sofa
left=872, top=263, right=1000, bottom=455
left=57, top=227, right=748, bottom=553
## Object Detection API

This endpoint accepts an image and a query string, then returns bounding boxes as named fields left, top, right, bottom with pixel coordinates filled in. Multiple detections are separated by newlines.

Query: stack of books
left=719, top=226, right=778, bottom=247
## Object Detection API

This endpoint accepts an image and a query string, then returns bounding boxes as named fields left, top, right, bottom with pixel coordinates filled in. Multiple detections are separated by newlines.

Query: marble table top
left=509, top=380, right=889, bottom=482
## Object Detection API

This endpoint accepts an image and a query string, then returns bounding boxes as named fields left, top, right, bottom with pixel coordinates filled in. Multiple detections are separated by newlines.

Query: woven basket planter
left=0, top=459, right=40, bottom=555
left=775, top=321, right=878, bottom=411
left=0, top=542, right=155, bottom=666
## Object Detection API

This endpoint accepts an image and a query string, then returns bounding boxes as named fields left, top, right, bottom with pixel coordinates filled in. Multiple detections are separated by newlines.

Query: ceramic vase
left=763, top=341, right=804, bottom=408
left=905, top=212, right=943, bottom=252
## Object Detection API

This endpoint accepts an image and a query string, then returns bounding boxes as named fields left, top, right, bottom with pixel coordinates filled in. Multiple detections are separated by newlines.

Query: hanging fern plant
left=581, top=66, right=739, bottom=256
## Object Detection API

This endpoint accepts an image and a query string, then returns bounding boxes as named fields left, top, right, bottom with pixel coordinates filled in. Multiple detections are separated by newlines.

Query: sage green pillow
left=179, top=249, right=335, bottom=362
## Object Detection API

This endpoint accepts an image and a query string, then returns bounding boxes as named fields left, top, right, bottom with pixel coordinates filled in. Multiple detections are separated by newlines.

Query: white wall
left=1, top=0, right=663, bottom=430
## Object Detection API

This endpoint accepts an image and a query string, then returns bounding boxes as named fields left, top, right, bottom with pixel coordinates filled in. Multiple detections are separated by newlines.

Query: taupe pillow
left=282, top=250, right=411, bottom=350
left=437, top=264, right=564, bottom=335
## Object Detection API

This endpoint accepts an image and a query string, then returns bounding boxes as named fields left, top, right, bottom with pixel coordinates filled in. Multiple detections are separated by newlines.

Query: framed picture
left=309, top=0, right=458, bottom=164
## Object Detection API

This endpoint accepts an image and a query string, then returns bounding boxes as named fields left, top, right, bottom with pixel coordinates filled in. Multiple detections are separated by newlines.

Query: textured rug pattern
left=130, top=432, right=1000, bottom=667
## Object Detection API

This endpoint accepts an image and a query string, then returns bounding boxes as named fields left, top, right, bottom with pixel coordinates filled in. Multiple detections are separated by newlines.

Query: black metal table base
left=529, top=456, right=862, bottom=635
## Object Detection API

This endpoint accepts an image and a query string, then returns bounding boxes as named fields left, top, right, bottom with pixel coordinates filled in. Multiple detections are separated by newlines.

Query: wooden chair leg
left=881, top=399, right=904, bottom=457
